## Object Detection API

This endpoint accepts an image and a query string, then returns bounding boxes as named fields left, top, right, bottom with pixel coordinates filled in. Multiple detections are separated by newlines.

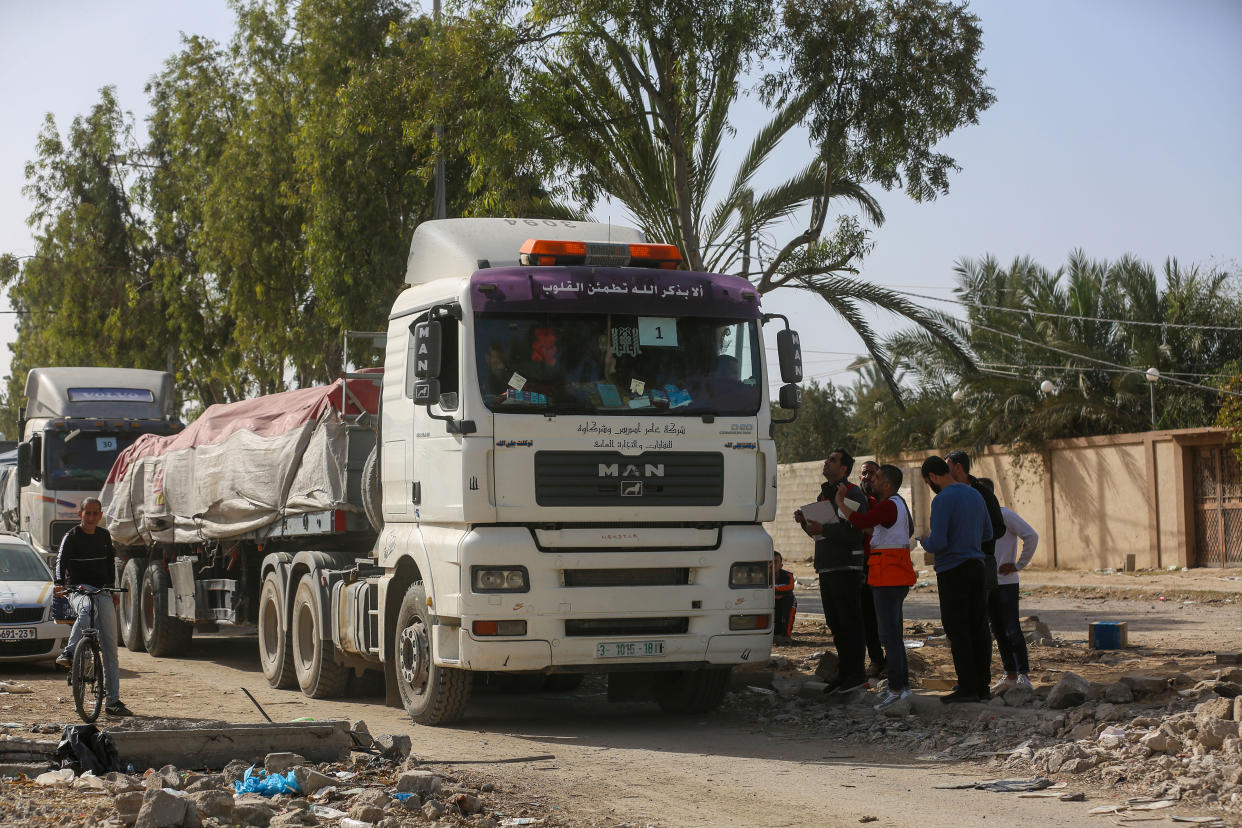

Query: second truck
left=101, top=217, right=803, bottom=724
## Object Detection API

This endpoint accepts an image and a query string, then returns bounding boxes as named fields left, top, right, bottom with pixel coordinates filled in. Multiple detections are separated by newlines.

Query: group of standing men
left=793, top=448, right=1038, bottom=710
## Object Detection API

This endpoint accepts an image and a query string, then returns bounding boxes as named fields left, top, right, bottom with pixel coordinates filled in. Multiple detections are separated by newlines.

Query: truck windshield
left=475, top=313, right=762, bottom=415
left=43, top=431, right=142, bottom=490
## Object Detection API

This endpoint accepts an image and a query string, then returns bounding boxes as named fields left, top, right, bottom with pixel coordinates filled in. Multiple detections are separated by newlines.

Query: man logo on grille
left=598, top=463, right=664, bottom=477
left=620, top=481, right=643, bottom=496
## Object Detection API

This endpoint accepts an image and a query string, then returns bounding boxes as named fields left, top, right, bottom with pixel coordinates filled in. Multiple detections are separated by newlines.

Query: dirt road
left=0, top=637, right=1189, bottom=828
left=4, top=575, right=1239, bottom=828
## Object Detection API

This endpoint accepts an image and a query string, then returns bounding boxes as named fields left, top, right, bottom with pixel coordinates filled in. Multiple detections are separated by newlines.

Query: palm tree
left=878, top=252, right=1242, bottom=453
left=528, top=3, right=977, bottom=401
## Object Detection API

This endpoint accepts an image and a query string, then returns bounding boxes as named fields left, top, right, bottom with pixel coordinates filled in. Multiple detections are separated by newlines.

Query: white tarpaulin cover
left=101, top=378, right=379, bottom=546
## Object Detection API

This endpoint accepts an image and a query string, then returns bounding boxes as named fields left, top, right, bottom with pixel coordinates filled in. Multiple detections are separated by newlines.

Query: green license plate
left=595, top=640, right=665, bottom=658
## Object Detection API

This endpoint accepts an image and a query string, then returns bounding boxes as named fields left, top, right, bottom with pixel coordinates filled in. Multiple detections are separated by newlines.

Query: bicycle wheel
left=72, top=640, right=104, bottom=723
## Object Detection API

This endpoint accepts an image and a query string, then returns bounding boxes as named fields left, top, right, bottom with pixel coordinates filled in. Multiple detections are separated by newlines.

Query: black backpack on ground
left=53, top=724, right=123, bottom=775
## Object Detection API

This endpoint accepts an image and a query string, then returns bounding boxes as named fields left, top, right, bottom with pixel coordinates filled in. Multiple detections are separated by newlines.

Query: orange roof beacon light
left=519, top=239, right=684, bottom=270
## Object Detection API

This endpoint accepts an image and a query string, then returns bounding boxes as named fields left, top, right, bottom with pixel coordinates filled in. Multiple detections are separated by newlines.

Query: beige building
left=766, top=428, right=1241, bottom=570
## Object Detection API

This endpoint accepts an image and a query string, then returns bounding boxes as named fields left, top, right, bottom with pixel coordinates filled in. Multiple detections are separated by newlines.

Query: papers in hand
left=800, top=500, right=839, bottom=526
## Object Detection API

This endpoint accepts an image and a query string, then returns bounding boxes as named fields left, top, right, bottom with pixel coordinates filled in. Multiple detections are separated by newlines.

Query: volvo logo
left=597, top=463, right=665, bottom=478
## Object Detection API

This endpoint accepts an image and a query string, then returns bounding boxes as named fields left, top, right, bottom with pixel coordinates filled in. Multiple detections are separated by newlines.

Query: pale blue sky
left=1, top=0, right=1239, bottom=393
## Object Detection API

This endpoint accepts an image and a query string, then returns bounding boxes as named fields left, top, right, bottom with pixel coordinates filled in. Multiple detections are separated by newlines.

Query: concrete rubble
left=729, top=652, right=1242, bottom=822
left=0, top=719, right=562, bottom=828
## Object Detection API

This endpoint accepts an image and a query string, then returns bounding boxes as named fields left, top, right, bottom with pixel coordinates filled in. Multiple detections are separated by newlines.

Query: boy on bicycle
left=54, top=497, right=133, bottom=717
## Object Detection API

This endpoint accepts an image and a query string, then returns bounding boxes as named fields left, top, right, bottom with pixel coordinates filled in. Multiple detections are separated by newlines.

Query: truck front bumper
left=439, top=524, right=774, bottom=672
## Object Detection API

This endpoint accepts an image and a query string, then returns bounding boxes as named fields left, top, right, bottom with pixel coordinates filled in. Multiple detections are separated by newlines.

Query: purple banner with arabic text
left=469, top=266, right=762, bottom=319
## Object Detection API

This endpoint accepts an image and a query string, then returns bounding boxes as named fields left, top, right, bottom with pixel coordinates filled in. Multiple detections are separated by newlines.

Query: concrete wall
left=764, top=428, right=1230, bottom=570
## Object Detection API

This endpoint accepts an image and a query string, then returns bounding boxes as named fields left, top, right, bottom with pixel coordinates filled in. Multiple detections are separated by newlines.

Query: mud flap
left=168, top=559, right=197, bottom=622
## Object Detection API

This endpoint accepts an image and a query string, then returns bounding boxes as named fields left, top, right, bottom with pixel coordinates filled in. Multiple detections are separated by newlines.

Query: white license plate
left=595, top=640, right=665, bottom=659
left=0, top=628, right=36, bottom=641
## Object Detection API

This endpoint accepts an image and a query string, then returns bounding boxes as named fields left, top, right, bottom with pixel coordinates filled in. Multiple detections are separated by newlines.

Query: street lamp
left=1145, top=367, right=1160, bottom=428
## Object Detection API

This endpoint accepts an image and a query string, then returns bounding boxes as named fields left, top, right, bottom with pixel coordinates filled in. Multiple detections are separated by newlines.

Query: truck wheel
left=654, top=667, right=732, bottom=714
left=395, top=582, right=470, bottom=725
left=119, top=558, right=146, bottom=652
left=291, top=575, right=347, bottom=698
left=258, top=571, right=296, bottom=689
left=361, top=446, right=382, bottom=532
left=141, top=561, right=193, bottom=657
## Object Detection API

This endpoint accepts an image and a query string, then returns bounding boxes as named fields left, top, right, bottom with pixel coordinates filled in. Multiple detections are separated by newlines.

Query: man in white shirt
left=977, top=479, right=1038, bottom=692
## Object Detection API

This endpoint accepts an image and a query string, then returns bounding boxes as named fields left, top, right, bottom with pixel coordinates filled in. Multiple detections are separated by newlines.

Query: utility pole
left=433, top=0, right=446, bottom=220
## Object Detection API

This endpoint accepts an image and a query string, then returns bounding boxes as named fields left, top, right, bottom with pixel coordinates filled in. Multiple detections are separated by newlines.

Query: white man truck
left=7, top=368, right=180, bottom=558
left=101, top=218, right=803, bottom=724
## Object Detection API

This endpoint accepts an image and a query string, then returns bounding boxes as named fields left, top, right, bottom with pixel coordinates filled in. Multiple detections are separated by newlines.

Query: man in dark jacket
left=55, top=498, right=132, bottom=717
left=794, top=448, right=870, bottom=693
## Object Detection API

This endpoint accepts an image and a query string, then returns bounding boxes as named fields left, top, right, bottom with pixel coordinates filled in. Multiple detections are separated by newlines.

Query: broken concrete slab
left=109, top=721, right=350, bottom=772
left=1119, top=674, right=1170, bottom=698
left=1047, top=672, right=1090, bottom=709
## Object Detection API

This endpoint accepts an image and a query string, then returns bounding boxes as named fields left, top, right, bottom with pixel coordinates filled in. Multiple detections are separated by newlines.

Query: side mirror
left=771, top=383, right=801, bottom=429
left=17, top=441, right=31, bottom=488
left=411, top=319, right=442, bottom=379
left=778, top=383, right=802, bottom=410
left=777, top=329, right=803, bottom=384
left=413, top=379, right=441, bottom=405
left=28, top=434, right=42, bottom=482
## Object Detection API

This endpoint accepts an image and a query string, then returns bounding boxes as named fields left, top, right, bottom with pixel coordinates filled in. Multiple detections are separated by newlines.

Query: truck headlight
left=471, top=566, right=529, bottom=593
left=729, top=562, right=770, bottom=588
left=729, top=614, right=771, bottom=631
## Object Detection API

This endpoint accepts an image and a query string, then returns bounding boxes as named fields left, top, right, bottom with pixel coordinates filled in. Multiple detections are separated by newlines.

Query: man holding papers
left=794, top=449, right=870, bottom=694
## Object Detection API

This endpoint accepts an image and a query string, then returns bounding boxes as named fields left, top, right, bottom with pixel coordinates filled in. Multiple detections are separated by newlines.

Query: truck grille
left=563, top=568, right=690, bottom=587
left=564, top=617, right=689, bottom=637
left=534, top=451, right=723, bottom=507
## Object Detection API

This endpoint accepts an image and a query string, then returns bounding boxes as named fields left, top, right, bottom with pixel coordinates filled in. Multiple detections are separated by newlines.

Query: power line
left=895, top=288, right=1242, bottom=333
left=969, top=321, right=1242, bottom=398
left=978, top=361, right=1223, bottom=379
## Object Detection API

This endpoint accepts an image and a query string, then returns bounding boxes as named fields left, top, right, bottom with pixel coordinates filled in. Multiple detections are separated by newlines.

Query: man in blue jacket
left=919, top=456, right=992, bottom=703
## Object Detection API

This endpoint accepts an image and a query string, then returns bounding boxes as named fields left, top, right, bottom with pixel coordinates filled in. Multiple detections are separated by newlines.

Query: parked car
left=0, top=533, right=68, bottom=663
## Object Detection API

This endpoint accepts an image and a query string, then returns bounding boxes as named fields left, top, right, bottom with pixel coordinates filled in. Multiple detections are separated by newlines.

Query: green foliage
left=1215, top=363, right=1242, bottom=465
left=514, top=0, right=992, bottom=401
left=2, top=0, right=567, bottom=426
left=0, top=90, right=172, bottom=432
left=875, top=253, right=1242, bottom=455
left=772, top=379, right=868, bottom=463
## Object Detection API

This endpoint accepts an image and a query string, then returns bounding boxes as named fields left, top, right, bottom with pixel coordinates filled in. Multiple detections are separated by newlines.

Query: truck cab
left=14, top=368, right=181, bottom=559
left=368, top=218, right=803, bottom=722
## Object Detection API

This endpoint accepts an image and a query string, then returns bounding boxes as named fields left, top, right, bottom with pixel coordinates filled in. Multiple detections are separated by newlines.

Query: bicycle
left=62, top=585, right=127, bottom=723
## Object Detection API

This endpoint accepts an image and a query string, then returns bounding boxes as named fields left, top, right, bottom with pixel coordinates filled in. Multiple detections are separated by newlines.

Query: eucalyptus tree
left=0, top=90, right=172, bottom=432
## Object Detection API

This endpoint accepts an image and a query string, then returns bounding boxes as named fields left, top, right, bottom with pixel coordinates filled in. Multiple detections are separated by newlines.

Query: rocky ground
left=1, top=721, right=577, bottom=828
left=0, top=566, right=1240, bottom=827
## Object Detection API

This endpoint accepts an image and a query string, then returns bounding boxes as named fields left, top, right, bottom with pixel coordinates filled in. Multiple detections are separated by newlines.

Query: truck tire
left=258, top=571, right=296, bottom=689
left=141, top=561, right=193, bottom=657
left=361, top=446, right=382, bottom=532
left=654, top=667, right=732, bottom=714
left=395, top=582, right=470, bottom=725
left=290, top=575, right=347, bottom=698
left=119, top=558, right=146, bottom=653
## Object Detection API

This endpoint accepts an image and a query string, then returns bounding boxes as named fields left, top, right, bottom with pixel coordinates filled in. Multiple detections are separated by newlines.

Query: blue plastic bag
left=233, top=766, right=301, bottom=797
